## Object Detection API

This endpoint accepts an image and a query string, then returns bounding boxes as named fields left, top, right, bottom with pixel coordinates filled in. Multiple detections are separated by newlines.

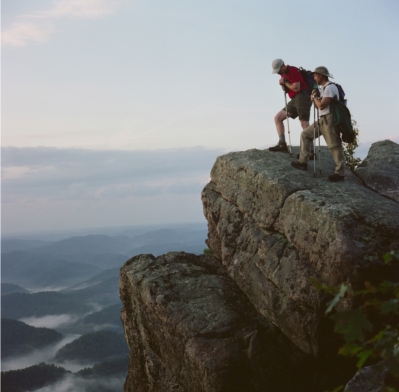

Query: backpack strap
left=323, top=81, right=339, bottom=101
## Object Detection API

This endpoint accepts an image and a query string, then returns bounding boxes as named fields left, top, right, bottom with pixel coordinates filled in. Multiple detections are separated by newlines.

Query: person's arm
left=312, top=85, right=336, bottom=110
left=279, top=78, right=300, bottom=92
left=312, top=95, right=332, bottom=110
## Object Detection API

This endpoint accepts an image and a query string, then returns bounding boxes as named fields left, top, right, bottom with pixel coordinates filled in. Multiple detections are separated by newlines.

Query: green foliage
left=1, top=363, right=70, bottom=391
left=331, top=310, right=373, bottom=343
left=55, top=330, right=129, bottom=362
left=327, top=284, right=349, bottom=314
left=384, top=251, right=399, bottom=266
left=318, top=251, right=399, bottom=390
left=203, top=248, right=212, bottom=254
left=343, top=118, right=361, bottom=171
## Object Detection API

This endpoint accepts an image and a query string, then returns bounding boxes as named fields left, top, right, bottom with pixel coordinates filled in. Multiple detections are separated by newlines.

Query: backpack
left=298, top=67, right=317, bottom=91
left=329, top=82, right=347, bottom=106
left=285, top=66, right=315, bottom=93
left=328, top=83, right=354, bottom=143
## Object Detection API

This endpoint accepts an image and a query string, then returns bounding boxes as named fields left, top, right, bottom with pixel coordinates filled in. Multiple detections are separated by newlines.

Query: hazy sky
left=2, top=0, right=399, bottom=235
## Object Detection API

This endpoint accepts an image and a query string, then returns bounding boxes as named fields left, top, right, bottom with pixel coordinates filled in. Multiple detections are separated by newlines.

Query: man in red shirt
left=269, top=59, right=312, bottom=153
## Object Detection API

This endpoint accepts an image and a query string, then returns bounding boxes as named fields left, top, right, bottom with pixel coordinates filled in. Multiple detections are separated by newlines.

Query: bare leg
left=269, top=109, right=290, bottom=152
left=274, top=110, right=289, bottom=136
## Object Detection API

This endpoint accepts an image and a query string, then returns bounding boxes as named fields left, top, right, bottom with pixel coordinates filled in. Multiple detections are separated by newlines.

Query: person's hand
left=311, top=89, right=319, bottom=100
left=279, top=77, right=285, bottom=85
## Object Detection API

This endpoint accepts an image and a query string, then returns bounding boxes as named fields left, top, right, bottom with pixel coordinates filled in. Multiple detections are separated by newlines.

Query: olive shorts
left=299, top=112, right=345, bottom=176
left=282, top=92, right=312, bottom=121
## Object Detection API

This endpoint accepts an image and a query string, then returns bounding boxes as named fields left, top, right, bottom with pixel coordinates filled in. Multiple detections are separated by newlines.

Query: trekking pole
left=313, top=105, right=316, bottom=177
left=284, top=92, right=293, bottom=157
left=317, top=108, right=321, bottom=174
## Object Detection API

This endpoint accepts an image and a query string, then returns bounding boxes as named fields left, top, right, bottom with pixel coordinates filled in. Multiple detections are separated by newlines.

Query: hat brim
left=314, top=71, right=334, bottom=79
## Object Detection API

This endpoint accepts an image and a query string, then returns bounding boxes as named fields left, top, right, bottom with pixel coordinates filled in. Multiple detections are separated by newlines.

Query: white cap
left=272, top=59, right=284, bottom=74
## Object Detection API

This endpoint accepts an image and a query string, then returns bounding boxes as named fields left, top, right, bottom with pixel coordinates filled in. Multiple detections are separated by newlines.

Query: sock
left=279, top=134, right=286, bottom=143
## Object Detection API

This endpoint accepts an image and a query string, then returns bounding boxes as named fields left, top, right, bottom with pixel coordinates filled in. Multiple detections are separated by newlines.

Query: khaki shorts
left=282, top=92, right=312, bottom=121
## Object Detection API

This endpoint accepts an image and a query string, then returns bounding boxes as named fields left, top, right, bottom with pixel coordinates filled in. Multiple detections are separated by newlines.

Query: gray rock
left=355, top=140, right=399, bottom=202
left=120, top=252, right=314, bottom=392
left=202, top=145, right=399, bottom=356
left=120, top=141, right=399, bottom=391
left=344, top=362, right=387, bottom=392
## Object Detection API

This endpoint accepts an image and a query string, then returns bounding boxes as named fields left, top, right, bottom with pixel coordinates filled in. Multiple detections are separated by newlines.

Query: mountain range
left=1, top=223, right=207, bottom=392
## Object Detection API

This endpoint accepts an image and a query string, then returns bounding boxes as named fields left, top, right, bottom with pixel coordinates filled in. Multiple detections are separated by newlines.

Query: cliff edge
left=202, top=141, right=398, bottom=357
left=120, top=140, right=399, bottom=392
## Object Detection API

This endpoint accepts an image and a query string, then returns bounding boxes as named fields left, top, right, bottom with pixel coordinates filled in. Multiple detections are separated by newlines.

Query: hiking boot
left=269, top=141, right=288, bottom=153
left=328, top=173, right=344, bottom=182
left=296, top=151, right=316, bottom=160
left=291, top=161, right=308, bottom=171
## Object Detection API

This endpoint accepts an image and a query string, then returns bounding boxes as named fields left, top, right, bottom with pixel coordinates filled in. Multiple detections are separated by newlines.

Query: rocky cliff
left=120, top=140, right=399, bottom=392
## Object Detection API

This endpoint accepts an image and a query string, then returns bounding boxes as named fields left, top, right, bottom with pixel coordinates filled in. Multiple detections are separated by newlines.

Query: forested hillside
left=1, top=223, right=207, bottom=391
left=1, top=318, right=63, bottom=358
left=55, top=330, right=129, bottom=362
left=1, top=363, right=70, bottom=392
left=1, top=291, right=92, bottom=319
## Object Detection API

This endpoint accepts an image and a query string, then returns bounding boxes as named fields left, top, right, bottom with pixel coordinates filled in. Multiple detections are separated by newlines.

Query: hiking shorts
left=282, top=92, right=312, bottom=121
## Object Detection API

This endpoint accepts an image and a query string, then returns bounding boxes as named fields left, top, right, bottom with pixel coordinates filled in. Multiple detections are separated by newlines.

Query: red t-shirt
left=282, top=65, right=308, bottom=99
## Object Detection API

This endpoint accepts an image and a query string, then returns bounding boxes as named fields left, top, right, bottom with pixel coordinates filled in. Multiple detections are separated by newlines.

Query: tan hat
left=272, top=59, right=284, bottom=74
left=313, top=66, right=334, bottom=79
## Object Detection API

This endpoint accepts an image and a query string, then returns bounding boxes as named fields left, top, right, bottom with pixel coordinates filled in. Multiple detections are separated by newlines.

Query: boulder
left=344, top=362, right=387, bottom=392
left=355, top=140, right=399, bottom=203
left=201, top=145, right=399, bottom=356
left=119, top=252, right=316, bottom=392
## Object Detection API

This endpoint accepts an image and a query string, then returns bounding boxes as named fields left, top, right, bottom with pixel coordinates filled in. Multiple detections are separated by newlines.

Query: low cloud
left=20, top=314, right=78, bottom=329
left=53, top=359, right=98, bottom=373
left=1, top=335, right=80, bottom=372
left=2, top=146, right=223, bottom=202
left=32, top=374, right=125, bottom=392
left=2, top=0, right=125, bottom=47
left=2, top=146, right=223, bottom=234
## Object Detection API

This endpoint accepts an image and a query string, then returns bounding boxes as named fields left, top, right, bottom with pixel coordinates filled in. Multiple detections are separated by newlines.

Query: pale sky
left=2, top=0, right=399, bottom=235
